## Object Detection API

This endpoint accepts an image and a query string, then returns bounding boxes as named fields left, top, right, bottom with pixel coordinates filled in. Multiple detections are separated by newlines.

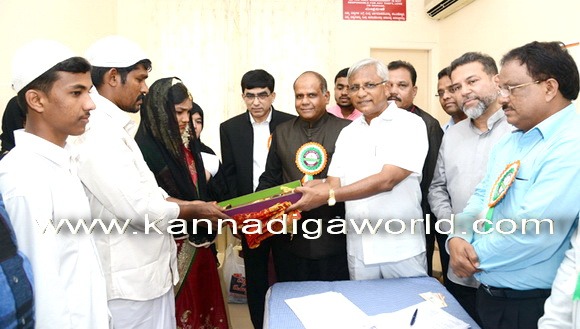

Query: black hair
left=501, top=41, right=579, bottom=100
left=17, top=56, right=91, bottom=112
left=168, top=82, right=190, bottom=105
left=437, top=66, right=450, bottom=80
left=334, top=67, right=349, bottom=83
left=388, top=60, right=417, bottom=86
left=90, top=59, right=152, bottom=88
left=240, top=69, right=275, bottom=93
left=450, top=52, right=498, bottom=77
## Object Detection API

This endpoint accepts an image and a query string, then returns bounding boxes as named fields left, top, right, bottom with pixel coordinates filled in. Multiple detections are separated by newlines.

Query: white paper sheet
left=368, top=301, right=470, bottom=329
left=284, top=291, right=371, bottom=329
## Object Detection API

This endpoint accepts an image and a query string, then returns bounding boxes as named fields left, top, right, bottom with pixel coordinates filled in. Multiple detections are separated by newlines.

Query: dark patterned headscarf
left=140, top=77, right=187, bottom=165
left=136, top=77, right=209, bottom=201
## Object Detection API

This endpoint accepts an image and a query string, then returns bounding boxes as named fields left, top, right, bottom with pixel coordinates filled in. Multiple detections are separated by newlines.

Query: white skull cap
left=11, top=39, right=75, bottom=93
left=86, top=35, right=148, bottom=68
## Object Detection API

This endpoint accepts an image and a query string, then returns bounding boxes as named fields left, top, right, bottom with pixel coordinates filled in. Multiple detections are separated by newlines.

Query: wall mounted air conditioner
left=425, top=0, right=476, bottom=20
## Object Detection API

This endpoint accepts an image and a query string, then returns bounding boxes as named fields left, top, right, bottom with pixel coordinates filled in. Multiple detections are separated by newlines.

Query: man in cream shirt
left=290, top=58, right=428, bottom=279
left=71, top=35, right=226, bottom=329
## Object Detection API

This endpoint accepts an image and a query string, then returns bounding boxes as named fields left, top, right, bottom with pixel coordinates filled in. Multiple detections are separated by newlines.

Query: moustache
left=388, top=96, right=401, bottom=102
left=137, top=93, right=146, bottom=102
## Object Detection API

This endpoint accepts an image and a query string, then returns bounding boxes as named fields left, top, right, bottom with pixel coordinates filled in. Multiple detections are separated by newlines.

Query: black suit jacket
left=257, top=113, right=351, bottom=259
left=410, top=105, right=444, bottom=217
left=220, top=107, right=296, bottom=197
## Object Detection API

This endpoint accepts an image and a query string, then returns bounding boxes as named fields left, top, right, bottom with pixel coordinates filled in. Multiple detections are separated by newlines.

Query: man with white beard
left=428, top=52, right=513, bottom=324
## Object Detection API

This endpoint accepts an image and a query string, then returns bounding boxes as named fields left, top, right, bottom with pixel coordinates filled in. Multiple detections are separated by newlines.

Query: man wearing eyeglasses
left=435, top=67, right=466, bottom=132
left=219, top=69, right=294, bottom=329
left=428, top=54, right=513, bottom=325
left=289, top=59, right=428, bottom=280
left=448, top=42, right=580, bottom=329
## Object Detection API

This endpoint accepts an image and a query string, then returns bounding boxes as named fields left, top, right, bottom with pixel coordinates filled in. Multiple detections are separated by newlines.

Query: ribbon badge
left=483, top=160, right=520, bottom=232
left=295, top=142, right=327, bottom=183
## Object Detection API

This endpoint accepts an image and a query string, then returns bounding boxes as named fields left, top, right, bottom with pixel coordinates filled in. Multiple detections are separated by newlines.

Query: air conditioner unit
left=425, top=0, right=476, bottom=20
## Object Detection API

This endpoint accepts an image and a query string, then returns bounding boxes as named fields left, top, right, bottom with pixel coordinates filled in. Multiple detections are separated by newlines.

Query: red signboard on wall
left=343, top=0, right=406, bottom=21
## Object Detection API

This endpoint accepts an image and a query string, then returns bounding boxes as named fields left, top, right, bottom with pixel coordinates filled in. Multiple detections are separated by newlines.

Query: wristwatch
left=327, top=189, right=336, bottom=206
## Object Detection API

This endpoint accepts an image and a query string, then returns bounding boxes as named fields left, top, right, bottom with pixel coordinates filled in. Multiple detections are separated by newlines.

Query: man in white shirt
left=70, top=35, right=227, bottom=329
left=220, top=69, right=294, bottom=329
left=290, top=58, right=428, bottom=280
left=0, top=40, right=109, bottom=328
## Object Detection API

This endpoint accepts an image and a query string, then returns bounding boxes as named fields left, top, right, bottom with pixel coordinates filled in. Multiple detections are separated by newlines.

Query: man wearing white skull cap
left=69, top=35, right=228, bottom=329
left=0, top=39, right=110, bottom=328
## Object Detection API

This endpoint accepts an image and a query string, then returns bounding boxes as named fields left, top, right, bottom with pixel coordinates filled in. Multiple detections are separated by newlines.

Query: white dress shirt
left=69, top=92, right=180, bottom=302
left=328, top=102, right=428, bottom=265
left=0, top=130, right=109, bottom=328
left=538, top=226, right=580, bottom=328
left=251, top=109, right=272, bottom=191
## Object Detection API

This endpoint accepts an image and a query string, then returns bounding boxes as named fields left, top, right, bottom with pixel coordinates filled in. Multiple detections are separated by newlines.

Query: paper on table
left=368, top=301, right=470, bottom=329
left=285, top=291, right=371, bottom=329
left=419, top=291, right=447, bottom=307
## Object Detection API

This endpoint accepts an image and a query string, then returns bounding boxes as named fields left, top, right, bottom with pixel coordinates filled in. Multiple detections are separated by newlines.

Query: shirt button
left=20, top=317, right=26, bottom=324
left=12, top=276, right=19, bottom=283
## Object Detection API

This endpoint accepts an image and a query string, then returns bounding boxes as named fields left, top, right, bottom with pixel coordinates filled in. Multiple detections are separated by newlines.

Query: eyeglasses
left=497, top=81, right=541, bottom=97
left=243, top=92, right=271, bottom=101
left=348, top=80, right=388, bottom=93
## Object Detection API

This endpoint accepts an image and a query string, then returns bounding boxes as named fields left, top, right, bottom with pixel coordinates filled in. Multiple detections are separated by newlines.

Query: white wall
left=0, top=0, right=439, bottom=151
left=0, top=0, right=117, bottom=105
left=439, top=0, right=580, bottom=67
left=1, top=0, right=579, bottom=151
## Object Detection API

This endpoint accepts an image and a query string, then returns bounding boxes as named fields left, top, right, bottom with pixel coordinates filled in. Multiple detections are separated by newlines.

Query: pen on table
left=409, top=308, right=418, bottom=326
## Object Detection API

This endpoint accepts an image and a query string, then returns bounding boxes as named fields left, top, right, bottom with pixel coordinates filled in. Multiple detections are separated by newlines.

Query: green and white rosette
left=483, top=160, right=520, bottom=232
left=295, top=142, right=327, bottom=184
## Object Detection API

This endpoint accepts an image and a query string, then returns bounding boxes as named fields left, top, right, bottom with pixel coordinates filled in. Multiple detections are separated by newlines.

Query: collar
left=249, top=107, right=273, bottom=125
left=14, top=130, right=74, bottom=171
left=298, top=111, right=332, bottom=129
left=466, top=107, right=507, bottom=133
left=354, top=101, right=400, bottom=126
left=90, top=90, right=137, bottom=135
left=486, top=107, right=506, bottom=130
left=525, top=103, right=576, bottom=140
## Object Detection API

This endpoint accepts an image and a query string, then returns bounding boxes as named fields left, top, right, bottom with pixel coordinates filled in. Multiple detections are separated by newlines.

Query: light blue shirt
left=453, top=104, right=580, bottom=289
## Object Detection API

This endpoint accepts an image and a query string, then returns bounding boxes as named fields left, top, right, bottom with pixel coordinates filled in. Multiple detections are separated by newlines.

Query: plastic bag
left=223, top=243, right=247, bottom=303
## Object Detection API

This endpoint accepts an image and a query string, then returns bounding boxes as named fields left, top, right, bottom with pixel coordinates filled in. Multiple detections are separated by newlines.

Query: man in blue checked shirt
left=0, top=194, right=34, bottom=329
left=448, top=41, right=580, bottom=329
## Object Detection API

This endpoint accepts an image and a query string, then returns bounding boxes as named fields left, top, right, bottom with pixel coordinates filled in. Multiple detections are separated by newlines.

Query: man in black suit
left=386, top=60, right=446, bottom=281
left=219, top=69, right=294, bottom=329
left=257, top=71, right=350, bottom=284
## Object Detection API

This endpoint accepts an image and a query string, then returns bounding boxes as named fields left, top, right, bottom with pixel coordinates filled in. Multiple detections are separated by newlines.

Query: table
left=265, top=276, right=480, bottom=328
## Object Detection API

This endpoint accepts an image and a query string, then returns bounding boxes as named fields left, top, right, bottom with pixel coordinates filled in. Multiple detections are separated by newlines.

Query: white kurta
left=538, top=226, right=580, bottom=329
left=328, top=102, right=428, bottom=265
left=0, top=131, right=109, bottom=328
left=68, top=92, right=179, bottom=302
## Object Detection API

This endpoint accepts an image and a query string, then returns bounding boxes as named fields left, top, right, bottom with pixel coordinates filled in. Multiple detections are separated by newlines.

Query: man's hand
left=182, top=201, right=229, bottom=229
left=448, top=237, right=481, bottom=278
left=287, top=184, right=329, bottom=212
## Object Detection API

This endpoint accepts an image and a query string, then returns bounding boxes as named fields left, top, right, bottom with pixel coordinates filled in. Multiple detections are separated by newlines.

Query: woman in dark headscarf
left=135, top=77, right=228, bottom=329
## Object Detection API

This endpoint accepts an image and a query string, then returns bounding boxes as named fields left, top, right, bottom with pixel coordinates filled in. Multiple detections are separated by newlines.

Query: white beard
left=463, top=101, right=486, bottom=119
